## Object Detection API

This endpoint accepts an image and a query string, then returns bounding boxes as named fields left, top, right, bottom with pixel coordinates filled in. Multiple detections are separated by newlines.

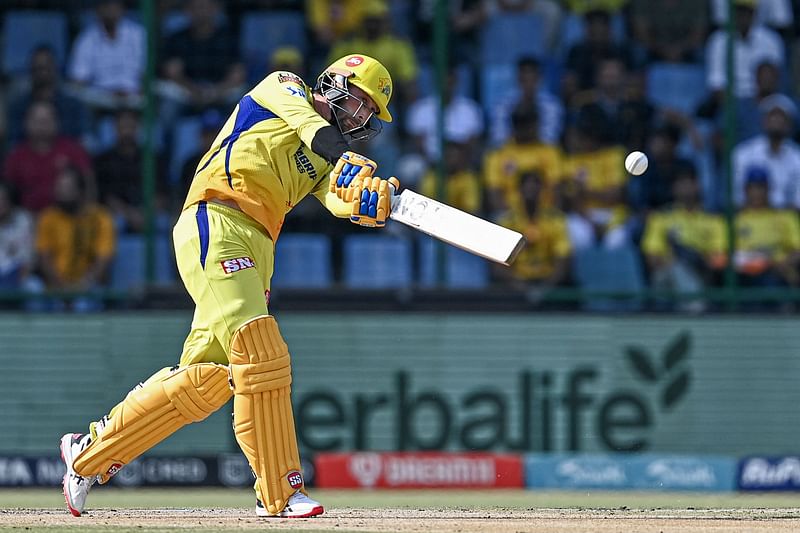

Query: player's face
left=340, top=85, right=378, bottom=130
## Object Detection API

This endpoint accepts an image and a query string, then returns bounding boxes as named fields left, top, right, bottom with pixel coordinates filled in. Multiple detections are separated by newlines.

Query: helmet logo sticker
left=345, top=55, right=364, bottom=67
left=378, top=77, right=391, bottom=97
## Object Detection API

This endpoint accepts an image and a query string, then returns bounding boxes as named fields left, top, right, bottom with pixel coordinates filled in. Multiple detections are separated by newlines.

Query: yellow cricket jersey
left=499, top=208, right=572, bottom=281
left=183, top=71, right=351, bottom=241
left=642, top=207, right=726, bottom=260
left=35, top=204, right=115, bottom=284
left=419, top=170, right=482, bottom=214
left=736, top=208, right=800, bottom=263
left=563, top=146, right=628, bottom=223
left=484, top=142, right=562, bottom=210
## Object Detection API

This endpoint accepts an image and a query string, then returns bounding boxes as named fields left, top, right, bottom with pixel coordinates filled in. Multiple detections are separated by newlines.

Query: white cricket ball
left=625, top=151, right=649, bottom=175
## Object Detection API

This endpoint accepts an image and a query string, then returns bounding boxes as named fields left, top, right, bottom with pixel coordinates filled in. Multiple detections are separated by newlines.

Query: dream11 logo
left=296, top=332, right=693, bottom=453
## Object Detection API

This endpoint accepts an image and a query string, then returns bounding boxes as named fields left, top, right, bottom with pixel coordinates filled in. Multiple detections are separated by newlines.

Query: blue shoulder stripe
left=195, top=95, right=278, bottom=187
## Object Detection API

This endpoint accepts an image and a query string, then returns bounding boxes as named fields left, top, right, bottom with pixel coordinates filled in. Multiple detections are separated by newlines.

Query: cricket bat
left=389, top=188, right=525, bottom=266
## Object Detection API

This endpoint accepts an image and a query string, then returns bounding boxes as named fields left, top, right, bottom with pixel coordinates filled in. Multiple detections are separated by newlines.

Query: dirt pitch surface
left=4, top=507, right=800, bottom=532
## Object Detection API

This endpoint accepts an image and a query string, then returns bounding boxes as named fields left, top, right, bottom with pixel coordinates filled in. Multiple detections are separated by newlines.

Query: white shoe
left=60, top=433, right=97, bottom=517
left=256, top=491, right=324, bottom=518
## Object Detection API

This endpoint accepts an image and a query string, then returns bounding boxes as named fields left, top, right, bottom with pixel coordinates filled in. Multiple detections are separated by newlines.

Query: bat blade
left=389, top=189, right=525, bottom=265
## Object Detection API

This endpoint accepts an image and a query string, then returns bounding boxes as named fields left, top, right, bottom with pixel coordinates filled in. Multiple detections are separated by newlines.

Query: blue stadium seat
left=170, top=116, right=203, bottom=184
left=111, top=234, right=175, bottom=291
left=343, top=235, right=412, bottom=289
left=417, top=62, right=474, bottom=98
left=481, top=63, right=516, bottom=115
left=2, top=11, right=68, bottom=75
left=240, top=11, right=307, bottom=84
left=418, top=237, right=490, bottom=289
left=272, top=234, right=333, bottom=289
left=557, top=12, right=627, bottom=59
left=572, top=246, right=645, bottom=312
left=646, top=63, right=707, bottom=115
left=480, top=13, right=546, bottom=65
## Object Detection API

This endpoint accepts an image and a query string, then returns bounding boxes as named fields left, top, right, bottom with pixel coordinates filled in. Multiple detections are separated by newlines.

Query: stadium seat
left=481, top=63, right=517, bottom=116
left=480, top=13, right=546, bottom=65
left=2, top=11, right=68, bottom=75
left=557, top=12, right=627, bottom=59
left=240, top=11, right=307, bottom=84
left=417, top=62, right=474, bottom=98
left=418, top=237, right=490, bottom=289
left=170, top=116, right=203, bottom=184
left=572, top=245, right=645, bottom=312
left=272, top=234, right=333, bottom=289
left=646, top=63, right=707, bottom=115
left=343, top=235, right=412, bottom=289
left=111, top=234, right=175, bottom=291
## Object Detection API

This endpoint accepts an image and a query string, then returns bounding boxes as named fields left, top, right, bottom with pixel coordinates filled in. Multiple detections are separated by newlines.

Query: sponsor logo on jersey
left=345, top=55, right=364, bottom=67
left=278, top=72, right=304, bottom=86
left=221, top=257, right=256, bottom=274
left=287, top=470, right=304, bottom=489
left=293, top=146, right=318, bottom=180
left=107, top=463, right=123, bottom=477
left=285, top=85, right=306, bottom=98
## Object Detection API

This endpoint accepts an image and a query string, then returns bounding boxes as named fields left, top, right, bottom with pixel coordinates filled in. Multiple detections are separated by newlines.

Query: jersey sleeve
left=249, top=71, right=332, bottom=155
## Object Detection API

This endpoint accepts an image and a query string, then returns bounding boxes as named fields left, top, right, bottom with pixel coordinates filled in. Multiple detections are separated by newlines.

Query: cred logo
left=221, top=257, right=255, bottom=274
left=287, top=471, right=304, bottom=489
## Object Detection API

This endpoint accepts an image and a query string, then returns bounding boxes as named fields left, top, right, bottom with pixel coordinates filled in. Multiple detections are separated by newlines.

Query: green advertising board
left=1, top=313, right=797, bottom=455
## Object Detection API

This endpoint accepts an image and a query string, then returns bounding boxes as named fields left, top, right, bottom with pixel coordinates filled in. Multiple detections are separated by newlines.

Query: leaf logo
left=624, top=331, right=691, bottom=411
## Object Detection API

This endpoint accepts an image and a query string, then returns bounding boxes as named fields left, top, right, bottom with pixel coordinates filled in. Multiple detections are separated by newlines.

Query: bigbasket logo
left=296, top=332, right=693, bottom=453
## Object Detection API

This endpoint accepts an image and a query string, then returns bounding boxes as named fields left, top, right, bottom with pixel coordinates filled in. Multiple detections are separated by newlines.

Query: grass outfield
left=2, top=487, right=800, bottom=509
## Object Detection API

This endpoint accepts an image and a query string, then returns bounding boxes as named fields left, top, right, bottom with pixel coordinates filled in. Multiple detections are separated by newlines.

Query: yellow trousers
left=97, top=200, right=275, bottom=424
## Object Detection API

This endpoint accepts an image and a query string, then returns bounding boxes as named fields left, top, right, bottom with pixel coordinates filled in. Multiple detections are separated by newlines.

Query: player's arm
left=250, top=72, right=379, bottom=199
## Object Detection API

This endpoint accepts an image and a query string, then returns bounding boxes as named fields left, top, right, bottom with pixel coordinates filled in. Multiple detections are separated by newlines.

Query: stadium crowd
left=0, top=0, right=800, bottom=311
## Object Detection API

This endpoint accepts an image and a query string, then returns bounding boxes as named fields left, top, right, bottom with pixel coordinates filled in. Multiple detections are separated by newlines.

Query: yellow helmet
left=319, top=54, right=393, bottom=123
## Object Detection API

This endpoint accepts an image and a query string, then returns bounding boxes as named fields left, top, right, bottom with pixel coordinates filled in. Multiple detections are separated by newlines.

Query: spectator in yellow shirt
left=497, top=171, right=572, bottom=294
left=306, top=0, right=367, bottom=48
left=35, top=166, right=115, bottom=304
left=419, top=142, right=482, bottom=214
left=642, top=164, right=726, bottom=311
left=562, top=108, right=629, bottom=237
left=484, top=105, right=562, bottom=218
left=328, top=0, right=418, bottom=108
left=734, top=167, right=800, bottom=288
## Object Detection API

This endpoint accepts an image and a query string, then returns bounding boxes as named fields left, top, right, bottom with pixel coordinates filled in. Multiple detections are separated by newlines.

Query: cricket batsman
left=59, top=54, right=399, bottom=518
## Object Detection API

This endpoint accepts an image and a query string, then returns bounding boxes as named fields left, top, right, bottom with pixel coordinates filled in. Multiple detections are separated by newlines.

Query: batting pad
left=73, top=364, right=232, bottom=480
left=229, top=315, right=304, bottom=515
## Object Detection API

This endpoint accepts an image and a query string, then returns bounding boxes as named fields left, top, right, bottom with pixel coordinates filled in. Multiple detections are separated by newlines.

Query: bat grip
left=389, top=182, right=398, bottom=209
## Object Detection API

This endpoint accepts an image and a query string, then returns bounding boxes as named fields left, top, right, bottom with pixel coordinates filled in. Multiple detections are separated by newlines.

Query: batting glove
left=350, top=176, right=400, bottom=228
left=329, top=151, right=377, bottom=203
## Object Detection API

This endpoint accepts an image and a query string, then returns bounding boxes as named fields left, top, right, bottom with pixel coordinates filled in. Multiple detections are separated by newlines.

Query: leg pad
left=229, top=315, right=303, bottom=516
left=73, top=363, right=232, bottom=479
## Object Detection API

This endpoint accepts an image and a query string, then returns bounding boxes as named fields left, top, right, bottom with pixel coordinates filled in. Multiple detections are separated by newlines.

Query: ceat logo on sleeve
left=221, top=257, right=256, bottom=274
left=345, top=55, right=364, bottom=67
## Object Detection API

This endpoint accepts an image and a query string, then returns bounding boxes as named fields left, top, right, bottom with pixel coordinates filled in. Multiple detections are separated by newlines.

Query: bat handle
left=388, top=182, right=398, bottom=209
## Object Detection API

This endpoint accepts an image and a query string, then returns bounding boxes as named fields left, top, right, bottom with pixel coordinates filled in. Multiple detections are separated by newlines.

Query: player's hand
left=350, top=176, right=400, bottom=228
left=329, top=151, right=377, bottom=202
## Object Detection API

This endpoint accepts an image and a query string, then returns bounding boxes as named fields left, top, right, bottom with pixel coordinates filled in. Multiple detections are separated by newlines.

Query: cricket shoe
left=59, top=433, right=97, bottom=517
left=256, top=491, right=324, bottom=518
